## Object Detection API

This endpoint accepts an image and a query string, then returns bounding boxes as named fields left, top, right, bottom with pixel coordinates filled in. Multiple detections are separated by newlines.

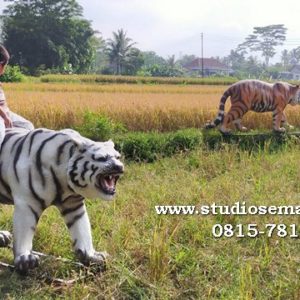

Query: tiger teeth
left=109, top=175, right=113, bottom=180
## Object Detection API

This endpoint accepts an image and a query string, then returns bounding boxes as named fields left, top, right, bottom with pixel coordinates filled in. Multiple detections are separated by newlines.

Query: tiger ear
left=60, top=128, right=90, bottom=150
left=105, top=139, right=115, bottom=147
left=70, top=135, right=85, bottom=147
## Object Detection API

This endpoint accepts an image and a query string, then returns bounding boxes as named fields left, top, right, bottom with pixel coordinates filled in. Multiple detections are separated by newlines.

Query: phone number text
left=212, top=224, right=299, bottom=238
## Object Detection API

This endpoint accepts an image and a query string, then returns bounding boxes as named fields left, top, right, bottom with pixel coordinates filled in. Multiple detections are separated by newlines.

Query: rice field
left=4, top=82, right=300, bottom=132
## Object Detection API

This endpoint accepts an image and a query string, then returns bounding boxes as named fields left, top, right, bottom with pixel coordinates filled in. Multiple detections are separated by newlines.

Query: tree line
left=0, top=1, right=299, bottom=78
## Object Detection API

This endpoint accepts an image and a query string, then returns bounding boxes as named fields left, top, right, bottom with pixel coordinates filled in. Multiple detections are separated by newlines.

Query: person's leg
left=0, top=118, right=5, bottom=146
left=9, top=111, right=34, bottom=130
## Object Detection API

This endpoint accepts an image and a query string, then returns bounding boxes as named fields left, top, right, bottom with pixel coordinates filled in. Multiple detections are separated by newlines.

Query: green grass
left=39, top=74, right=239, bottom=85
left=1, top=145, right=300, bottom=299
left=36, top=74, right=300, bottom=86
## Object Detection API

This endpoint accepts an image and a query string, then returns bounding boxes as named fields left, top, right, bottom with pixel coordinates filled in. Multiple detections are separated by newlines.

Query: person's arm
left=0, top=106, right=12, bottom=128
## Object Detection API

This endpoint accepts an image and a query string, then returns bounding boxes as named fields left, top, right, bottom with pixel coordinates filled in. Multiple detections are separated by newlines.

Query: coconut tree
left=106, top=29, right=136, bottom=74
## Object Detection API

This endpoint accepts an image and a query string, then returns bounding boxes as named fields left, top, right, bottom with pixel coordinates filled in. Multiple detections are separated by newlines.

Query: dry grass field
left=4, top=82, right=300, bottom=132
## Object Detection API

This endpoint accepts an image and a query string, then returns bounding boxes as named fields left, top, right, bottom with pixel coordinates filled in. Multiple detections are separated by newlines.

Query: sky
left=1, top=0, right=300, bottom=62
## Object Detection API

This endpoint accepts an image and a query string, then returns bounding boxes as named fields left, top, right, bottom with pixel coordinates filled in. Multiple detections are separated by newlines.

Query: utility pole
left=201, top=32, right=204, bottom=77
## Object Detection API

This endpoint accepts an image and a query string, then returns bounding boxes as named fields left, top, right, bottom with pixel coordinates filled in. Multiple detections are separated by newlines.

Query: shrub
left=115, top=129, right=202, bottom=162
left=75, top=111, right=127, bottom=141
left=165, top=129, right=202, bottom=156
left=114, top=129, right=300, bottom=162
left=115, top=132, right=165, bottom=162
left=0, top=65, right=24, bottom=82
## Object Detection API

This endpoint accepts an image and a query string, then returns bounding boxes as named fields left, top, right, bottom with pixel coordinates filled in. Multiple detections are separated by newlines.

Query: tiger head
left=287, top=84, right=300, bottom=106
left=66, top=132, right=124, bottom=201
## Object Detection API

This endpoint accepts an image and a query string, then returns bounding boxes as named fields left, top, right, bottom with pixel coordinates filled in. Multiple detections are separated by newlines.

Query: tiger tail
left=205, top=88, right=232, bottom=128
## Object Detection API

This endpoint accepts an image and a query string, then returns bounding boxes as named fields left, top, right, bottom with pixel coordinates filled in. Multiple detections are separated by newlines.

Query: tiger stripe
left=28, top=205, right=40, bottom=224
left=28, top=129, right=44, bottom=155
left=66, top=212, right=85, bottom=229
left=56, top=140, right=72, bottom=165
left=36, top=133, right=64, bottom=187
left=69, top=155, right=88, bottom=188
left=13, top=133, right=30, bottom=182
left=61, top=202, right=84, bottom=216
left=89, top=165, right=99, bottom=181
left=28, top=169, right=46, bottom=210
left=81, top=161, right=90, bottom=180
left=0, top=162, right=12, bottom=197
left=50, top=167, right=63, bottom=205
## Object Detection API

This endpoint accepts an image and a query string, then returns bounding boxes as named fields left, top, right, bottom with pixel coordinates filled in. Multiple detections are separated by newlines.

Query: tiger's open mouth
left=96, top=173, right=122, bottom=195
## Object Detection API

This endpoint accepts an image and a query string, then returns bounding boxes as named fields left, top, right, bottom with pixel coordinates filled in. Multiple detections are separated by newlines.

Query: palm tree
left=166, top=55, right=176, bottom=68
left=281, top=49, right=290, bottom=70
left=289, top=47, right=300, bottom=66
left=106, top=29, right=136, bottom=74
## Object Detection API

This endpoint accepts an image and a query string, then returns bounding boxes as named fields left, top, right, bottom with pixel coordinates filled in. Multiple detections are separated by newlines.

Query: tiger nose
left=113, top=160, right=124, bottom=173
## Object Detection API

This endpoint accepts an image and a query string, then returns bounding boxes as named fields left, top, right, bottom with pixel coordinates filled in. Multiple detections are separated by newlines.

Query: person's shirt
left=0, top=83, right=9, bottom=113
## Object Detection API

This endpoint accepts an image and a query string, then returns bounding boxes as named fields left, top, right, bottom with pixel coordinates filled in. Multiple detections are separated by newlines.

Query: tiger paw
left=274, top=127, right=286, bottom=133
left=285, top=124, right=294, bottom=130
left=219, top=125, right=232, bottom=135
left=0, top=231, right=12, bottom=247
left=219, top=129, right=232, bottom=136
left=240, top=126, right=248, bottom=132
left=76, top=249, right=108, bottom=270
left=204, top=122, right=215, bottom=129
left=14, top=253, right=40, bottom=274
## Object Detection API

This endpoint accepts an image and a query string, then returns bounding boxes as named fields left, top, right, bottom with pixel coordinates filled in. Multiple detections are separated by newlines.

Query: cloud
left=78, top=0, right=300, bottom=59
left=1, top=0, right=300, bottom=60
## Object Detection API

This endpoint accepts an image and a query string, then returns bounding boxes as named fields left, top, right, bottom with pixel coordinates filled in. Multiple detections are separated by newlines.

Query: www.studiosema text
left=155, top=202, right=300, bottom=216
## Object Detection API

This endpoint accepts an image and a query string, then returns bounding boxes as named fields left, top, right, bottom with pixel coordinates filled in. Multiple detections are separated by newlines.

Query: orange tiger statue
left=205, top=80, right=300, bottom=134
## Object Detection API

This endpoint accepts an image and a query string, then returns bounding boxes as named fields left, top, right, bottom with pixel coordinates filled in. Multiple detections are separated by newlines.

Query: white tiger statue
left=0, top=127, right=124, bottom=273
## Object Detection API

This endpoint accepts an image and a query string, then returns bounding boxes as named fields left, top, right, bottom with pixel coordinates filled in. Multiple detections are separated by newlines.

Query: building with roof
left=278, top=65, right=300, bottom=80
left=290, top=65, right=300, bottom=80
left=184, top=58, right=232, bottom=76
